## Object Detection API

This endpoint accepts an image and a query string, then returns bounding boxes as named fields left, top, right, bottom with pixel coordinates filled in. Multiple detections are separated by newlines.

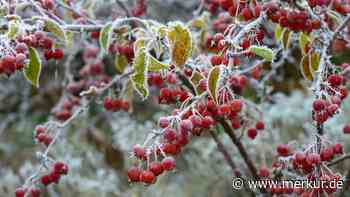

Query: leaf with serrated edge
left=207, top=66, right=221, bottom=103
left=167, top=22, right=193, bottom=68
left=249, top=45, right=274, bottom=62
left=23, top=47, right=42, bottom=87
left=131, top=48, right=149, bottom=99
left=147, top=54, right=169, bottom=72
left=99, top=22, right=113, bottom=53
left=42, top=17, right=66, bottom=44
left=300, top=55, right=313, bottom=81
left=299, top=32, right=311, bottom=54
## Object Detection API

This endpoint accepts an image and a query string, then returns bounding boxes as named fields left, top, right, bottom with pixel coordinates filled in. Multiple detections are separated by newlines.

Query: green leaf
left=330, top=49, right=350, bottom=65
left=23, top=47, right=42, bottom=88
left=249, top=45, right=274, bottom=62
left=310, top=52, right=320, bottom=74
left=99, top=22, right=113, bottom=53
left=274, top=24, right=283, bottom=41
left=66, top=31, right=74, bottom=48
left=131, top=48, right=149, bottom=99
left=42, top=17, right=66, bottom=44
left=167, top=22, right=193, bottom=68
left=114, top=54, right=128, bottom=74
left=147, top=54, right=169, bottom=72
left=207, top=66, right=221, bottom=103
left=7, top=20, right=19, bottom=39
left=299, top=32, right=311, bottom=54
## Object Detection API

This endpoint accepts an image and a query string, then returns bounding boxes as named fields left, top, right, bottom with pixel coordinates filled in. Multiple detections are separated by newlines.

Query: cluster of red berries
left=79, top=61, right=105, bottom=76
left=0, top=53, right=26, bottom=75
left=308, top=0, right=350, bottom=15
left=228, top=74, right=248, bottom=94
left=205, top=0, right=262, bottom=21
left=15, top=187, right=41, bottom=197
left=34, top=125, right=52, bottom=146
left=265, top=4, right=321, bottom=32
left=40, top=161, right=69, bottom=186
left=103, top=96, right=130, bottom=112
left=127, top=156, right=176, bottom=184
left=159, top=87, right=190, bottom=104
left=15, top=161, right=68, bottom=197
left=291, top=145, right=343, bottom=173
left=148, top=72, right=177, bottom=87
left=110, top=43, right=135, bottom=63
left=18, top=31, right=64, bottom=61
left=132, top=0, right=147, bottom=17
left=54, top=97, right=80, bottom=121
left=247, top=121, right=265, bottom=140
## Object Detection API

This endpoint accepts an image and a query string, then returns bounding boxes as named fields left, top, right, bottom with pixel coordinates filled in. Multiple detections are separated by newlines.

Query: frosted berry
left=161, top=156, right=176, bottom=171
left=127, top=166, right=141, bottom=182
left=140, top=170, right=155, bottom=184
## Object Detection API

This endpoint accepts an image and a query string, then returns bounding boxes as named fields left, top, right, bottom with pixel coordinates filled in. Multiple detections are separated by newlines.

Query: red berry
left=161, top=156, right=176, bottom=171
left=163, top=128, right=177, bottom=142
left=52, top=49, right=64, bottom=59
left=180, top=119, right=193, bottom=131
left=211, top=55, right=222, bottom=66
left=328, top=74, right=343, bottom=86
left=15, top=187, right=27, bottom=197
left=259, top=166, right=270, bottom=178
left=103, top=97, right=113, bottom=110
left=149, top=161, right=164, bottom=176
left=201, top=116, right=214, bottom=128
left=29, top=188, right=41, bottom=197
left=306, top=153, right=321, bottom=166
left=313, top=99, right=325, bottom=111
left=247, top=128, right=258, bottom=139
left=140, top=170, right=155, bottom=184
left=241, top=7, right=253, bottom=21
left=159, top=117, right=170, bottom=128
left=294, top=152, right=306, bottom=164
left=49, top=171, right=61, bottom=184
left=127, top=166, right=141, bottom=182
left=343, top=124, right=350, bottom=134
left=333, top=143, right=343, bottom=154
left=90, top=31, right=100, bottom=39
left=189, top=115, right=202, bottom=128
left=277, top=144, right=291, bottom=157
left=133, top=144, right=146, bottom=159
left=255, top=121, right=265, bottom=130
left=53, top=161, right=69, bottom=175
left=40, top=174, right=52, bottom=186
left=218, top=104, right=231, bottom=117
left=230, top=99, right=242, bottom=112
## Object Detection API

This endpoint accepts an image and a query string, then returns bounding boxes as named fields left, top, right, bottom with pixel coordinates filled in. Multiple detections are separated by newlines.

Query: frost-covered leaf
left=23, top=47, right=41, bottom=87
left=99, top=22, right=113, bottom=53
left=167, top=22, right=193, bottom=68
left=310, top=52, right=320, bottom=74
left=66, top=31, right=74, bottom=48
left=147, top=55, right=169, bottom=72
left=207, top=66, right=221, bottom=103
left=249, top=45, right=274, bottom=62
left=300, top=55, right=313, bottom=81
left=131, top=48, right=148, bottom=99
left=299, top=32, right=311, bottom=54
left=7, top=20, right=19, bottom=39
left=114, top=54, right=128, bottom=74
left=274, top=24, right=283, bottom=41
left=282, top=29, right=292, bottom=49
left=42, top=17, right=66, bottom=44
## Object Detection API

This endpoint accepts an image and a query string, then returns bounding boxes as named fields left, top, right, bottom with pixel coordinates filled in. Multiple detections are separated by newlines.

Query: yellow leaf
left=300, top=55, right=313, bottom=81
left=167, top=22, right=193, bottom=68
left=207, top=66, right=221, bottom=103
